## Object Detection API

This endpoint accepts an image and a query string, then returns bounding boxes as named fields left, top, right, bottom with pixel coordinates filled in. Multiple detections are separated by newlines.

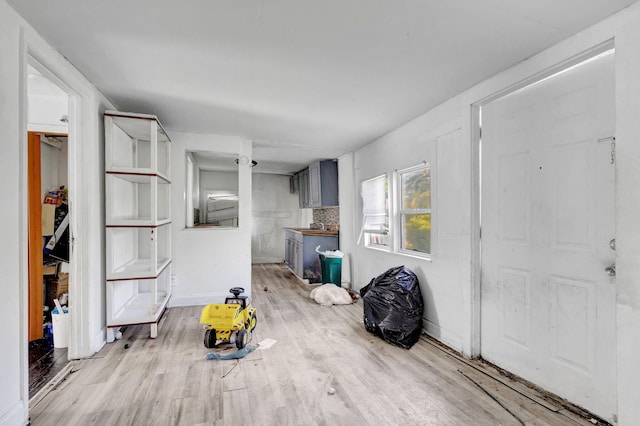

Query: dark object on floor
left=360, top=265, right=424, bottom=349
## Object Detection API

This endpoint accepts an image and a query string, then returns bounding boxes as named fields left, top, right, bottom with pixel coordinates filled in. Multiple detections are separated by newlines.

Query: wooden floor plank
left=29, top=264, right=602, bottom=426
left=223, top=388, right=252, bottom=425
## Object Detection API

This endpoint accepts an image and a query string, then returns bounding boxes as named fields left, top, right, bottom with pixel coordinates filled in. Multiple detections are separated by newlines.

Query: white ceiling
left=10, top=0, right=639, bottom=174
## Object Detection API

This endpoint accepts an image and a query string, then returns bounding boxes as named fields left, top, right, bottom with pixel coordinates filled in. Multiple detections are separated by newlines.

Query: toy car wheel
left=204, top=329, right=217, bottom=348
left=236, top=329, right=248, bottom=349
left=249, top=314, right=257, bottom=332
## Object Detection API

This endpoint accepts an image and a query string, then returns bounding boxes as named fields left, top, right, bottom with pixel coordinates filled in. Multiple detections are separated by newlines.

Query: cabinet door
left=306, top=161, right=338, bottom=208
left=297, top=169, right=310, bottom=208
left=285, top=238, right=293, bottom=267
left=319, top=161, right=338, bottom=207
left=308, top=162, right=321, bottom=207
left=294, top=241, right=303, bottom=277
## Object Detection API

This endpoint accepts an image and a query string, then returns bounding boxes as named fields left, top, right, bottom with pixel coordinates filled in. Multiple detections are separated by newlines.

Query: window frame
left=361, top=174, right=391, bottom=250
left=360, top=163, right=433, bottom=260
left=396, top=163, right=432, bottom=258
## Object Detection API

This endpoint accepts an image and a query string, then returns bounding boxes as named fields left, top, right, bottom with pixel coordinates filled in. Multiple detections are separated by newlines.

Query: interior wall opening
left=26, top=62, right=71, bottom=399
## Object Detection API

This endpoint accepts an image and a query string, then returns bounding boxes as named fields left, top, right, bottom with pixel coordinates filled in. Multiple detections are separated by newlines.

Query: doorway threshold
left=29, top=339, right=68, bottom=400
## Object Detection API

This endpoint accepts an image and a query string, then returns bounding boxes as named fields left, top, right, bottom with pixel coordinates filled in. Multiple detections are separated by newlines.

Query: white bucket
left=52, top=312, right=69, bottom=348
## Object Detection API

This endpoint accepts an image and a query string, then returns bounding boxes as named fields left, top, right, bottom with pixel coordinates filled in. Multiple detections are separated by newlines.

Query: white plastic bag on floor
left=310, top=284, right=353, bottom=306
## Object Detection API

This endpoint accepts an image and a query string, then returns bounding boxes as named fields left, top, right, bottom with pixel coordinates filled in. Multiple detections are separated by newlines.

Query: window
left=360, top=163, right=432, bottom=257
left=398, top=164, right=431, bottom=254
left=185, top=151, right=239, bottom=228
left=361, top=174, right=389, bottom=248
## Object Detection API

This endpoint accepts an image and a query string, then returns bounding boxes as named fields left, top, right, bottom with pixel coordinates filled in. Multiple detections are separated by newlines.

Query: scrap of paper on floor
left=258, top=338, right=277, bottom=349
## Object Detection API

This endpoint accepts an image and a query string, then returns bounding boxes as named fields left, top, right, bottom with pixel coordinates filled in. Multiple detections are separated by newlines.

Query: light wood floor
left=30, top=264, right=603, bottom=425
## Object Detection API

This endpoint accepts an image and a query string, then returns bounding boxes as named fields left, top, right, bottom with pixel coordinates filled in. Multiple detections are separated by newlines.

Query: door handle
left=605, top=265, right=616, bottom=276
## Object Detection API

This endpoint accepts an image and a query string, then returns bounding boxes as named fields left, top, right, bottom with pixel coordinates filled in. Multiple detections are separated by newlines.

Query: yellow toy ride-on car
left=200, top=287, right=257, bottom=349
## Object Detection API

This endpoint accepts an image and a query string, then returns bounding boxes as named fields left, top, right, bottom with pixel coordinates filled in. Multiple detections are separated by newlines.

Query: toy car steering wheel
left=229, top=287, right=245, bottom=296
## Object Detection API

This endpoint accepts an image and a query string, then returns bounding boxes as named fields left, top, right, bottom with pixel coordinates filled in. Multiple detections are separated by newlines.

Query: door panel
left=481, top=52, right=616, bottom=421
left=549, top=276, right=593, bottom=372
left=28, top=132, right=43, bottom=341
left=500, top=267, right=531, bottom=349
left=498, top=152, right=531, bottom=244
left=552, top=140, right=592, bottom=248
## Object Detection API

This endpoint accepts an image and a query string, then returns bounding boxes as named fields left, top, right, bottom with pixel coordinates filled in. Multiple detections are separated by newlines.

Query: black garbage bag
left=360, top=265, right=424, bottom=349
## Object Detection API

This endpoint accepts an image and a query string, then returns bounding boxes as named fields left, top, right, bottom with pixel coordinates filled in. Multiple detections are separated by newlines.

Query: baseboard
left=251, top=257, right=283, bottom=264
left=423, top=318, right=463, bottom=352
left=0, top=399, right=27, bottom=426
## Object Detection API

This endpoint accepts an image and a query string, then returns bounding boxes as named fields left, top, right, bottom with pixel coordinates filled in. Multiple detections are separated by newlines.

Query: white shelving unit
left=104, top=110, right=171, bottom=340
left=106, top=265, right=171, bottom=327
left=105, top=174, right=171, bottom=226
left=106, top=225, right=171, bottom=280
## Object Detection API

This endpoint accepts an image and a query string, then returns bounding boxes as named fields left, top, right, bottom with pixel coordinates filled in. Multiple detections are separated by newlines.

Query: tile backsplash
left=312, top=207, right=339, bottom=228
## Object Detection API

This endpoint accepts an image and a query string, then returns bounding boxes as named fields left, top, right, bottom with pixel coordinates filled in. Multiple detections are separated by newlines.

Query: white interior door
left=481, top=52, right=616, bottom=421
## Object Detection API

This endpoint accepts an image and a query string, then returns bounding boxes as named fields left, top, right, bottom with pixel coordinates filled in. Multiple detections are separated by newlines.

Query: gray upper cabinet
left=297, top=168, right=310, bottom=208
left=297, top=160, right=338, bottom=208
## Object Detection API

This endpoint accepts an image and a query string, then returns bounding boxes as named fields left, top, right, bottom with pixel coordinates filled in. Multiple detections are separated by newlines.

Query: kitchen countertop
left=285, top=228, right=339, bottom=236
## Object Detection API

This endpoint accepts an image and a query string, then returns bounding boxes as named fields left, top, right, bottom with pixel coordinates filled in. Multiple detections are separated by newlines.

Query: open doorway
left=27, top=64, right=71, bottom=398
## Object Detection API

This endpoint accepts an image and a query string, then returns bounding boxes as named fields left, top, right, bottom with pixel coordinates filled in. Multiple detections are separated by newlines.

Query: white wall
left=200, top=170, right=237, bottom=193
left=27, top=69, right=68, bottom=134
left=31, top=73, right=69, bottom=201
left=344, top=3, right=640, bottom=423
left=169, top=132, right=253, bottom=306
left=352, top=119, right=466, bottom=349
left=0, top=4, right=27, bottom=424
left=251, top=173, right=310, bottom=264
left=337, top=153, right=356, bottom=288
left=611, top=10, right=640, bottom=425
left=1, top=1, right=112, bottom=425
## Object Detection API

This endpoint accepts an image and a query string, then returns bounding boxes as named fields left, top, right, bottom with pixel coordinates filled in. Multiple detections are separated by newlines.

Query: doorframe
left=20, top=37, right=92, bottom=367
left=468, top=39, right=616, bottom=358
left=25, top=54, right=82, bottom=357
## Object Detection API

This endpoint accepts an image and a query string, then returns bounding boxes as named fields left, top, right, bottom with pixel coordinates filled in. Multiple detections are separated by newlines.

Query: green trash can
left=319, top=254, right=342, bottom=286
